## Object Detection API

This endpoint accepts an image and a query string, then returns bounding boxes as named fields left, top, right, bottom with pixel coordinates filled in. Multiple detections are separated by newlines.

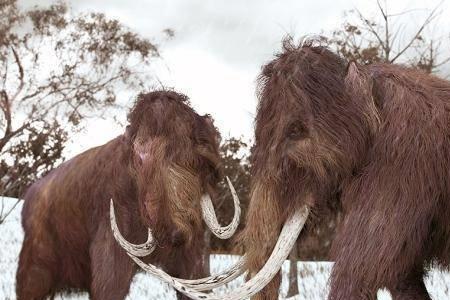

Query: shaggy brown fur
left=242, top=38, right=450, bottom=299
left=16, top=91, right=222, bottom=300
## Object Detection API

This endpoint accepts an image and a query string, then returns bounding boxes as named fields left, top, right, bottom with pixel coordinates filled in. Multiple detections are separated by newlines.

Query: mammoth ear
left=194, top=114, right=221, bottom=173
left=123, top=125, right=132, bottom=143
left=201, top=114, right=222, bottom=145
left=344, top=62, right=380, bottom=105
left=344, top=61, right=371, bottom=91
left=344, top=61, right=381, bottom=130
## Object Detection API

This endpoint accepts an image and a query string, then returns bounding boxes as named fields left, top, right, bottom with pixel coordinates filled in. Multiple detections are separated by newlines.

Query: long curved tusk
left=110, top=199, right=155, bottom=257
left=110, top=193, right=244, bottom=290
left=176, top=255, right=247, bottom=290
left=134, top=254, right=247, bottom=291
left=201, top=176, right=241, bottom=239
left=127, top=206, right=309, bottom=299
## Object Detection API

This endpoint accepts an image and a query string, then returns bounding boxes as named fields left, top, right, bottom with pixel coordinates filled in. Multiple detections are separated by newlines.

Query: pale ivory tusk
left=110, top=192, right=244, bottom=290
left=132, top=254, right=247, bottom=291
left=110, top=199, right=155, bottom=257
left=176, top=255, right=247, bottom=291
left=201, top=176, right=241, bottom=239
left=127, top=206, right=309, bottom=299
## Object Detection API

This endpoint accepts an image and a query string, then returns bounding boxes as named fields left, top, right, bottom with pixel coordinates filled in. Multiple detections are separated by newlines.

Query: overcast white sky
left=21, top=0, right=450, bottom=158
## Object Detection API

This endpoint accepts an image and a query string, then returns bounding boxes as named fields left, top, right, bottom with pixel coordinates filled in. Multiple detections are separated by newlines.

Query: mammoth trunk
left=240, top=181, right=286, bottom=275
left=166, top=165, right=203, bottom=242
left=138, top=163, right=203, bottom=247
left=241, top=180, right=307, bottom=300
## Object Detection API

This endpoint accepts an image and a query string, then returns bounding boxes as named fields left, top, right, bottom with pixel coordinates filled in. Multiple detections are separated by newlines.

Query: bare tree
left=0, top=0, right=161, bottom=221
left=327, top=0, right=449, bottom=74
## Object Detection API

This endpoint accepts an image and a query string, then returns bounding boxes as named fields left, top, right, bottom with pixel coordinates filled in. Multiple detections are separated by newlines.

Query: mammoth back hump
left=21, top=136, right=130, bottom=233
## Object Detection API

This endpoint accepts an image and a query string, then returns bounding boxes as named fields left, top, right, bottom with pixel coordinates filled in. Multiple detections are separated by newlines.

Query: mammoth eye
left=287, top=122, right=308, bottom=140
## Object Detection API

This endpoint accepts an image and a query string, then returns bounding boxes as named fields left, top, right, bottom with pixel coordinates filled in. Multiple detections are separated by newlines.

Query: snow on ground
left=1, top=197, right=449, bottom=299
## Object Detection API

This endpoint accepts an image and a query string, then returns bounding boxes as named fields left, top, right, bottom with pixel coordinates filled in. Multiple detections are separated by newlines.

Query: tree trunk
left=286, top=243, right=299, bottom=297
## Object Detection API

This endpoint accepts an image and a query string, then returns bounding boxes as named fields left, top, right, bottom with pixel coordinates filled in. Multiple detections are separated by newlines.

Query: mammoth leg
left=328, top=207, right=384, bottom=300
left=16, top=237, right=58, bottom=300
left=16, top=264, right=56, bottom=300
left=164, top=240, right=207, bottom=300
left=328, top=261, right=377, bottom=300
left=329, top=171, right=435, bottom=300
left=388, top=269, right=431, bottom=300
left=172, top=254, right=206, bottom=300
left=89, top=224, right=135, bottom=300
left=329, top=208, right=431, bottom=300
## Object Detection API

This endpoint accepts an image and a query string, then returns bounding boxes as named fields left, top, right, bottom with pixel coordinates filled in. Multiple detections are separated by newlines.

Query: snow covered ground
left=1, top=197, right=449, bottom=299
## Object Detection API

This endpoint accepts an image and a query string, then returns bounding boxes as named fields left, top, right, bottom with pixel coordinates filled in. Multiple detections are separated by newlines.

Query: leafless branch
left=390, top=3, right=442, bottom=63
left=377, top=0, right=390, bottom=60
left=1, top=61, right=8, bottom=89
left=10, top=46, right=25, bottom=102
left=0, top=120, right=31, bottom=152
left=377, top=0, right=386, bottom=18
left=390, top=23, right=404, bottom=47
left=387, top=8, right=429, bottom=17
left=435, top=56, right=450, bottom=68
left=0, top=197, right=21, bottom=224
left=0, top=90, right=12, bottom=138
left=355, top=8, right=387, bottom=56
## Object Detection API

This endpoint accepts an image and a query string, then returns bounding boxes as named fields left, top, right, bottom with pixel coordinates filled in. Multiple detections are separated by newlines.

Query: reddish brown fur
left=16, top=91, right=222, bottom=300
left=242, top=38, right=450, bottom=299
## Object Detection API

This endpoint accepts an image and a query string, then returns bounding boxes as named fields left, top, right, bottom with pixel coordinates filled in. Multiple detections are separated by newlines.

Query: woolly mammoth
left=241, top=40, right=450, bottom=299
left=16, top=91, right=240, bottom=300
left=138, top=41, right=450, bottom=300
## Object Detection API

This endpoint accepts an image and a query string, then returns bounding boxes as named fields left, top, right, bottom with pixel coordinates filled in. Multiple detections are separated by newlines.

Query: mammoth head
left=252, top=39, right=379, bottom=206
left=125, top=91, right=221, bottom=246
left=110, top=91, right=241, bottom=258
left=240, top=39, right=382, bottom=292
